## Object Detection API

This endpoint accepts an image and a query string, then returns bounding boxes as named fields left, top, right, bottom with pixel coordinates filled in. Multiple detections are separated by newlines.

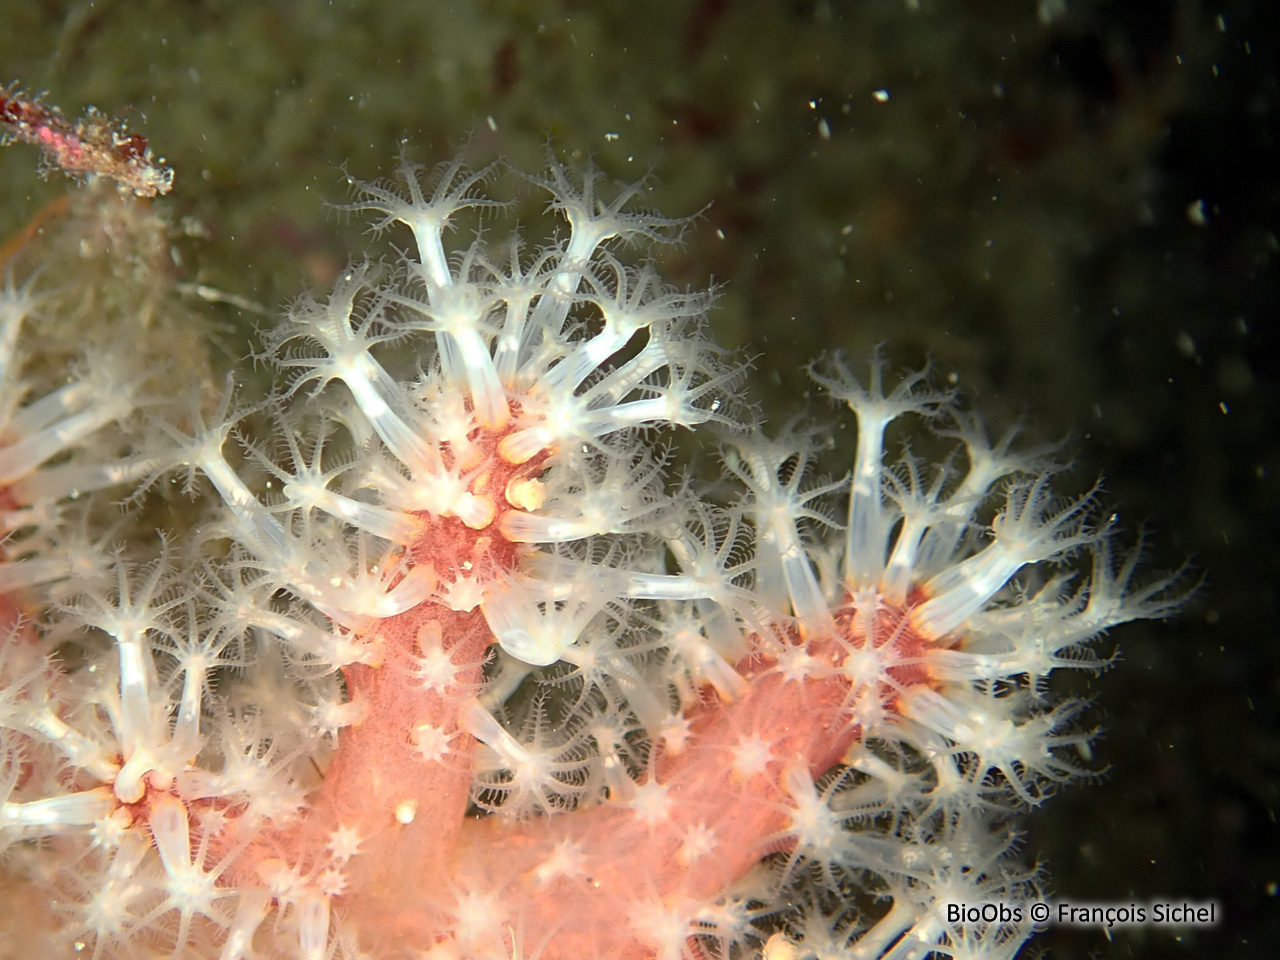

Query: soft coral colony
left=0, top=153, right=1178, bottom=960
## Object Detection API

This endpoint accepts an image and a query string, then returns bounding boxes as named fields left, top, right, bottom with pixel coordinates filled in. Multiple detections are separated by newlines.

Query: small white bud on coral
left=658, top=715, right=693, bottom=755
left=394, top=799, right=418, bottom=825
left=504, top=477, right=546, bottom=510
left=454, top=492, right=495, bottom=529
left=318, top=866, right=347, bottom=897
left=730, top=733, right=775, bottom=782
left=676, top=823, right=718, bottom=866
left=531, top=840, right=587, bottom=885
left=327, top=824, right=363, bottom=862
left=411, top=722, right=455, bottom=763
left=626, top=779, right=673, bottom=826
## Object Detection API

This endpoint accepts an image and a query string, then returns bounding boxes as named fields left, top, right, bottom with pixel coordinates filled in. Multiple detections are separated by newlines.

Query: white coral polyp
left=162, top=154, right=741, bottom=670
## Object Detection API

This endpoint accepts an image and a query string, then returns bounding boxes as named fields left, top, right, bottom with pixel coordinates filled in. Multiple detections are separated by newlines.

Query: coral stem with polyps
left=0, top=154, right=1177, bottom=960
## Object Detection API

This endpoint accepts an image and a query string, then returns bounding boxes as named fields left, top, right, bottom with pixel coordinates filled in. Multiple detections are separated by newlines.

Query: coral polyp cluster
left=0, top=155, right=1176, bottom=960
